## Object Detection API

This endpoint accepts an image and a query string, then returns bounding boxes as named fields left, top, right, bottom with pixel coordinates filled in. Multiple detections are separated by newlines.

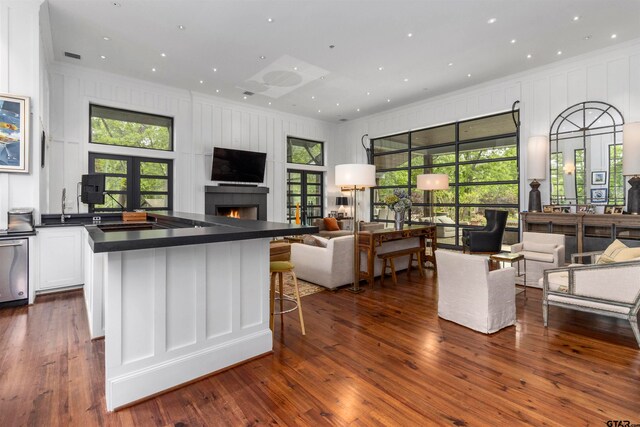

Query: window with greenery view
left=90, top=105, right=173, bottom=151
left=550, top=152, right=565, bottom=203
left=371, top=111, right=519, bottom=248
left=575, top=149, right=586, bottom=204
left=89, top=152, right=172, bottom=212
left=609, top=144, right=624, bottom=205
left=287, top=137, right=324, bottom=165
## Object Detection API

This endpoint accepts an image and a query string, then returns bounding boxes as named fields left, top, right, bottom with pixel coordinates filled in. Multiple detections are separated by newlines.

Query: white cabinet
left=37, top=227, right=84, bottom=291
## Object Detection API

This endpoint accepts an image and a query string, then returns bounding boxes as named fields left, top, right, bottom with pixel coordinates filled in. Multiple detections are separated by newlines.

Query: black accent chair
left=461, top=210, right=508, bottom=254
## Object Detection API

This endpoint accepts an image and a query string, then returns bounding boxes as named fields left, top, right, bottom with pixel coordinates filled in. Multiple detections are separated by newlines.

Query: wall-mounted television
left=211, top=147, right=266, bottom=183
left=81, top=173, right=106, bottom=204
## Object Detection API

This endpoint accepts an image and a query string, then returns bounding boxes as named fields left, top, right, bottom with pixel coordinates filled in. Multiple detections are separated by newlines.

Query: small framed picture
left=552, top=206, right=571, bottom=213
left=330, top=210, right=337, bottom=217
left=543, top=205, right=554, bottom=213
left=591, top=188, right=608, bottom=203
left=577, top=204, right=595, bottom=214
left=337, top=212, right=344, bottom=219
left=605, top=205, right=624, bottom=214
left=591, top=171, right=607, bottom=185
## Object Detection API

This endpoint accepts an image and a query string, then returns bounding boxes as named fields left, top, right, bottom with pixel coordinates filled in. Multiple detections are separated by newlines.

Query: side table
left=489, top=252, right=527, bottom=299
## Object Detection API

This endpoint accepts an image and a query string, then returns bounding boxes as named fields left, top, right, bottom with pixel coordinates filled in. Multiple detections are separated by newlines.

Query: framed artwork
left=577, top=204, right=595, bottom=214
left=605, top=205, right=624, bottom=214
left=552, top=206, right=571, bottom=213
left=543, top=205, right=554, bottom=213
left=330, top=210, right=337, bottom=217
left=590, top=188, right=608, bottom=203
left=0, top=93, right=30, bottom=173
left=337, top=212, right=344, bottom=219
left=591, top=171, right=607, bottom=185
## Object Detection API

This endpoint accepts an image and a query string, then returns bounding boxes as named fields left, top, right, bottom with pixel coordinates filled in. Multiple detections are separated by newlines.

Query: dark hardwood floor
left=1, top=271, right=639, bottom=426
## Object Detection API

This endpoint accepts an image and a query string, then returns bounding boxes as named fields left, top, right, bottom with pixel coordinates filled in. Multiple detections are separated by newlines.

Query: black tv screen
left=81, top=174, right=106, bottom=204
left=211, top=147, right=266, bottom=183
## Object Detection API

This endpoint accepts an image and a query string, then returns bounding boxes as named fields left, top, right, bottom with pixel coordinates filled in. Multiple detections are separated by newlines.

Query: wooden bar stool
left=269, top=242, right=305, bottom=335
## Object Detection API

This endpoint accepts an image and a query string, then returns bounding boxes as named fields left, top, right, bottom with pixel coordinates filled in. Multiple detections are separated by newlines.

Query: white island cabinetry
left=36, top=226, right=84, bottom=292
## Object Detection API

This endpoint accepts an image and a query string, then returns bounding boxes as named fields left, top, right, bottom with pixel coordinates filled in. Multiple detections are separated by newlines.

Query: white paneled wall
left=336, top=39, right=640, bottom=215
left=46, top=64, right=335, bottom=221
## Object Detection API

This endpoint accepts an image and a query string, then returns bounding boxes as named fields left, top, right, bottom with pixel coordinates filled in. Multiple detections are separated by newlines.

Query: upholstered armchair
left=291, top=235, right=354, bottom=289
left=511, top=232, right=565, bottom=287
left=436, top=250, right=516, bottom=334
left=542, top=258, right=640, bottom=347
left=461, top=209, right=508, bottom=254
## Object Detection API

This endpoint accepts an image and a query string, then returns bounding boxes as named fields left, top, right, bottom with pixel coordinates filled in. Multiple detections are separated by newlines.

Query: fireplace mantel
left=205, top=185, right=269, bottom=220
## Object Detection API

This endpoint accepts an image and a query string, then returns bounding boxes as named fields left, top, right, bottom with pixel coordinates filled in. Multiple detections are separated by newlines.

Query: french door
left=286, top=170, right=323, bottom=225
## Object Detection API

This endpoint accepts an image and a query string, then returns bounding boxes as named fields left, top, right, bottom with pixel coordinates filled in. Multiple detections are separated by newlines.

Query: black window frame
left=89, top=104, right=174, bottom=152
left=286, top=136, right=324, bottom=166
left=88, top=152, right=173, bottom=212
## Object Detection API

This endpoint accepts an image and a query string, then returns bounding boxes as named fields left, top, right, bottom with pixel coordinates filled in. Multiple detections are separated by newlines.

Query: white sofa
left=511, top=232, right=565, bottom=288
left=542, top=257, right=640, bottom=347
left=436, top=250, right=516, bottom=334
left=291, top=235, right=420, bottom=289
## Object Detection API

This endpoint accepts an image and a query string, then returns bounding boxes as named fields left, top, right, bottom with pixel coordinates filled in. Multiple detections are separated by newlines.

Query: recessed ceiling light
left=293, top=66, right=298, bottom=71
left=177, top=25, right=186, bottom=30
left=243, top=96, right=247, bottom=100
left=311, top=96, right=315, bottom=100
left=318, top=109, right=321, bottom=113
left=320, top=76, right=325, bottom=80
left=366, top=91, right=371, bottom=96
left=356, top=108, right=360, bottom=112
left=573, top=15, right=580, bottom=21
left=103, top=36, right=110, bottom=41
left=584, top=35, right=592, bottom=40
left=403, top=78, right=409, bottom=82
left=100, top=55, right=106, bottom=60
left=151, top=68, right=156, bottom=72
left=199, top=80, right=204, bottom=84
left=467, top=73, right=472, bottom=78
left=557, top=50, right=563, bottom=55
left=267, top=17, right=273, bottom=23
left=268, top=102, right=271, bottom=105
left=510, top=39, right=516, bottom=44
left=407, top=32, right=413, bottom=37
left=611, top=33, right=617, bottom=39
left=336, top=102, right=340, bottom=106
left=448, top=62, right=453, bottom=66
left=212, top=68, right=217, bottom=72
left=378, top=66, right=384, bottom=71
left=259, top=55, right=266, bottom=60
left=487, top=18, right=497, bottom=24
left=526, top=54, right=532, bottom=59
left=161, top=53, right=166, bottom=57
left=387, top=99, right=391, bottom=103
left=215, top=89, right=220, bottom=93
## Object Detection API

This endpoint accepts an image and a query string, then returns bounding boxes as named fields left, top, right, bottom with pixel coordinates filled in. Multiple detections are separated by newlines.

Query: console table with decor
left=357, top=225, right=437, bottom=287
left=521, top=212, right=640, bottom=261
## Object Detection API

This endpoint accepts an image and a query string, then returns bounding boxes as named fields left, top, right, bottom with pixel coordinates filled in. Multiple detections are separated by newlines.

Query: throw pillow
left=522, top=242, right=557, bottom=254
left=596, top=239, right=628, bottom=264
left=612, top=247, right=640, bottom=262
left=303, top=235, right=329, bottom=248
left=323, top=217, right=341, bottom=231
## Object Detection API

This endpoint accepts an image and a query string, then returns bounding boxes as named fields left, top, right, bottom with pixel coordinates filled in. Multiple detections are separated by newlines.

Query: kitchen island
left=82, top=212, right=316, bottom=411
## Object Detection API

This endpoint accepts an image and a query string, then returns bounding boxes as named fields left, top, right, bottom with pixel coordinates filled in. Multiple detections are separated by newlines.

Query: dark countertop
left=85, top=211, right=318, bottom=253
left=0, top=230, right=37, bottom=238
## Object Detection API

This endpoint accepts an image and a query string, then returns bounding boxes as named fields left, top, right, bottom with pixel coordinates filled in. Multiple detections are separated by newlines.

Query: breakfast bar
left=83, top=212, right=315, bottom=411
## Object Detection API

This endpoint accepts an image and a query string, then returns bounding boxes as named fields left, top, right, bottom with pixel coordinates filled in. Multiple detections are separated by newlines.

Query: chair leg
left=278, top=272, right=284, bottom=321
left=416, top=251, right=424, bottom=278
left=390, top=258, right=397, bottom=286
left=380, top=259, right=387, bottom=286
left=407, top=253, right=414, bottom=276
left=269, top=272, right=276, bottom=331
left=629, top=315, right=640, bottom=348
left=290, top=271, right=306, bottom=335
left=543, top=300, right=549, bottom=327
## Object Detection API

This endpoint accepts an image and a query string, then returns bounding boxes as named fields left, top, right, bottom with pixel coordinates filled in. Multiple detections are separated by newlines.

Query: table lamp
left=417, top=173, right=449, bottom=224
left=623, top=122, right=640, bottom=214
left=335, top=196, right=349, bottom=217
left=335, top=163, right=376, bottom=293
left=527, top=136, right=548, bottom=212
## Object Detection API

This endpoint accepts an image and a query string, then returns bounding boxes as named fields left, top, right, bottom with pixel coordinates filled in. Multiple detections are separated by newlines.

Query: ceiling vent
left=243, top=91, right=255, bottom=96
left=64, top=51, right=81, bottom=60
left=339, top=118, right=349, bottom=122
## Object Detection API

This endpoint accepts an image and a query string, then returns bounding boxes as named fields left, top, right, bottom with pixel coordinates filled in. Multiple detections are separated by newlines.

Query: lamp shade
left=335, top=196, right=349, bottom=206
left=623, top=122, right=640, bottom=176
left=416, top=173, right=449, bottom=190
left=527, top=136, right=548, bottom=180
left=335, top=164, right=376, bottom=187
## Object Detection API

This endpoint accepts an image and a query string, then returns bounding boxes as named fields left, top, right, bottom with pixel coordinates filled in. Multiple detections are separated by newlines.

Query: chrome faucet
left=61, top=188, right=66, bottom=223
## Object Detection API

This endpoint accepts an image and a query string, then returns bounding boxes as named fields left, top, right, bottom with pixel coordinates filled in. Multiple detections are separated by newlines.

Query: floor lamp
left=623, top=122, right=640, bottom=214
left=417, top=173, right=449, bottom=223
left=335, top=164, right=376, bottom=293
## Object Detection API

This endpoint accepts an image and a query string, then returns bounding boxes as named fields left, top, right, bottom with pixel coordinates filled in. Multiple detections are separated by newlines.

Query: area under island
left=82, top=212, right=316, bottom=411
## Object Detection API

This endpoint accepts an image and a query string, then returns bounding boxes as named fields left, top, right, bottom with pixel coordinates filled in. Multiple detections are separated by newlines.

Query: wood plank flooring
left=1, top=271, right=639, bottom=426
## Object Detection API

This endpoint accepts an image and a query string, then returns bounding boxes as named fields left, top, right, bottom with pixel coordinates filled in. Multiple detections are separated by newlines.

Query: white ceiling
left=44, top=0, right=640, bottom=123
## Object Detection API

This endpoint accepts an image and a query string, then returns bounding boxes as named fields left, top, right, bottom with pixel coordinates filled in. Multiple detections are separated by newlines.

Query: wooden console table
left=357, top=225, right=437, bottom=287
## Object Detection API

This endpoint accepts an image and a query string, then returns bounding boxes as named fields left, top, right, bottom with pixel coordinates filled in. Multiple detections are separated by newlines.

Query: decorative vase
left=394, top=210, right=405, bottom=230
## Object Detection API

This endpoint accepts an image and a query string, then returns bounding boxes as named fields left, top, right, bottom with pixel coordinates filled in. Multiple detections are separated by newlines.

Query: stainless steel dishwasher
left=0, top=238, right=28, bottom=307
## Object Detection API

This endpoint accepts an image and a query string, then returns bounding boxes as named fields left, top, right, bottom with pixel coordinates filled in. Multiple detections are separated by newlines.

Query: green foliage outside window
left=287, top=137, right=323, bottom=165
left=609, top=144, right=624, bottom=205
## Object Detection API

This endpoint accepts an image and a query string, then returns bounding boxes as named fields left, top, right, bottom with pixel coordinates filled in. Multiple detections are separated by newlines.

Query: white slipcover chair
left=511, top=232, right=565, bottom=287
left=436, top=250, right=516, bottom=334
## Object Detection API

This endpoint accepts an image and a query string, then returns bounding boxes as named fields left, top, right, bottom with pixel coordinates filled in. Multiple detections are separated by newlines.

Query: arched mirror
left=549, top=101, right=624, bottom=206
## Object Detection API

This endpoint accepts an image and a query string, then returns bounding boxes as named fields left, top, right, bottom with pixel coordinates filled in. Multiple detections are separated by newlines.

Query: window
left=286, top=170, right=323, bottom=225
left=550, top=152, right=565, bottom=204
left=89, top=153, right=173, bottom=212
left=609, top=144, right=624, bottom=205
left=371, top=111, right=519, bottom=248
left=287, top=137, right=324, bottom=166
left=90, top=105, right=173, bottom=151
left=575, top=149, right=586, bottom=204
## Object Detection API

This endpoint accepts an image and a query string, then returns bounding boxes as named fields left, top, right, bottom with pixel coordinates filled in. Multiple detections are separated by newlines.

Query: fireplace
left=205, top=186, right=269, bottom=221
left=216, top=205, right=258, bottom=220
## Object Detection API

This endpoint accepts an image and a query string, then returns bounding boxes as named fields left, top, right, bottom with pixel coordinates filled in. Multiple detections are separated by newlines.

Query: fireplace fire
left=216, top=206, right=258, bottom=220
left=227, top=209, right=240, bottom=218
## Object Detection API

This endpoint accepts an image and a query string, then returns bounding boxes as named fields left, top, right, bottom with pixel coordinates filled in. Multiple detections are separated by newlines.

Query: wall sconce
left=623, top=122, right=640, bottom=214
left=527, top=136, right=548, bottom=212
left=563, top=163, right=575, bottom=175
